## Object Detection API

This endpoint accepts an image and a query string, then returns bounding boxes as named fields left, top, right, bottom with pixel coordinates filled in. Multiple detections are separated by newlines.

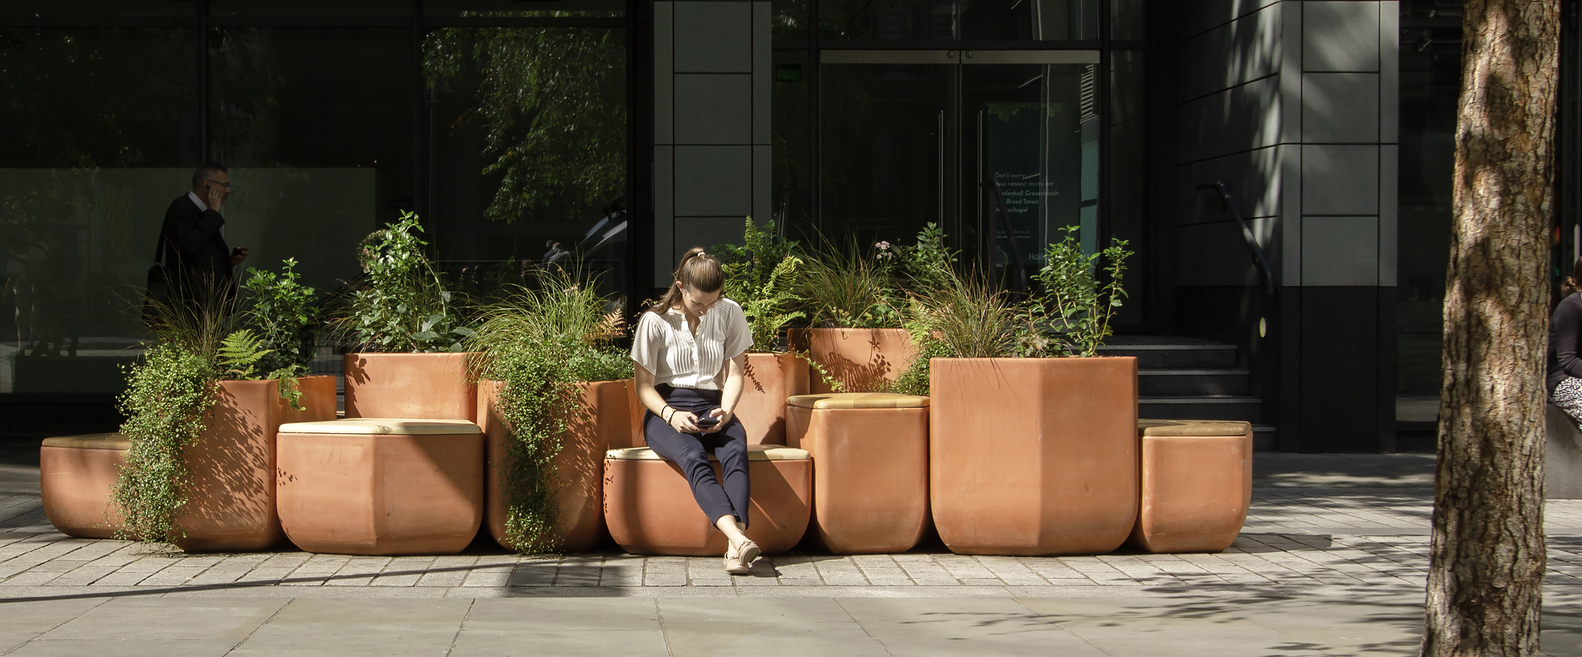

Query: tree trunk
left=1425, top=1, right=1559, bottom=655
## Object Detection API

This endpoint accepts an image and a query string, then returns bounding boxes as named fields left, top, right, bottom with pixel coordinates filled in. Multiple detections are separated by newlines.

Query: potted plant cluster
left=896, top=225, right=1139, bottom=556
left=789, top=225, right=973, bottom=393
left=115, top=258, right=331, bottom=551
left=335, top=212, right=476, bottom=421
left=470, top=268, right=634, bottom=553
left=712, top=217, right=810, bottom=444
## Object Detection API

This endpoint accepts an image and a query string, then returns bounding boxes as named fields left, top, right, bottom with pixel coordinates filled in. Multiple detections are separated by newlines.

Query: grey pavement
left=1, top=456, right=1581, bottom=655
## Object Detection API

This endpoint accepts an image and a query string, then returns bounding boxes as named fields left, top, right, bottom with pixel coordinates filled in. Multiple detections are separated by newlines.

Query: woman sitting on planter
left=631, top=247, right=758, bottom=574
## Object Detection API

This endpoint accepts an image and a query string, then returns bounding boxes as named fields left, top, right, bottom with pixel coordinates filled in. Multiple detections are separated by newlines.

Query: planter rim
left=281, top=418, right=482, bottom=436
left=929, top=355, right=1137, bottom=362
left=607, top=445, right=808, bottom=461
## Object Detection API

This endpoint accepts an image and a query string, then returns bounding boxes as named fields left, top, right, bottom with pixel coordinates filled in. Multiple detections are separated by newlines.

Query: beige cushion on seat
left=606, top=445, right=809, bottom=461
left=786, top=393, right=929, bottom=410
left=279, top=418, right=482, bottom=435
left=41, top=433, right=130, bottom=450
left=1138, top=419, right=1252, bottom=437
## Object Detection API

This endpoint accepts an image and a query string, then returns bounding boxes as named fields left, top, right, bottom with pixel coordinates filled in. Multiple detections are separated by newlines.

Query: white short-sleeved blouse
left=630, top=298, right=752, bottom=390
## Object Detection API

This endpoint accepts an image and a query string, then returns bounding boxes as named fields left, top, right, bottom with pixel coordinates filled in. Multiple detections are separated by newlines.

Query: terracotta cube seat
left=786, top=392, right=929, bottom=554
left=40, top=433, right=129, bottom=539
left=276, top=418, right=484, bottom=555
left=1127, top=419, right=1253, bottom=553
left=603, top=445, right=811, bottom=556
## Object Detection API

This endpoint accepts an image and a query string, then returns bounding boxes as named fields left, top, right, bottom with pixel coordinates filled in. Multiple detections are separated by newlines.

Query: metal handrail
left=1199, top=181, right=1278, bottom=297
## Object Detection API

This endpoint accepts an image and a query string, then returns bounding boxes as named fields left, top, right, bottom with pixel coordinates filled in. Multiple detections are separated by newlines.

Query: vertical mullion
left=198, top=0, right=209, bottom=160
left=1097, top=0, right=1111, bottom=251
left=413, top=0, right=424, bottom=218
left=810, top=0, right=821, bottom=242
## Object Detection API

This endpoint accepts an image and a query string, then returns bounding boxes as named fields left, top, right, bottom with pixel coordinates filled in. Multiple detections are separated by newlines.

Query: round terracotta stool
left=786, top=392, right=929, bottom=554
left=40, top=433, right=129, bottom=539
left=276, top=418, right=484, bottom=555
left=1126, top=419, right=1253, bottom=553
left=603, top=445, right=811, bottom=556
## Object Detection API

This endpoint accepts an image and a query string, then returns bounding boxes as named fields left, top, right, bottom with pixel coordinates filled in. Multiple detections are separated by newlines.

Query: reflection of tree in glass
left=424, top=27, right=625, bottom=223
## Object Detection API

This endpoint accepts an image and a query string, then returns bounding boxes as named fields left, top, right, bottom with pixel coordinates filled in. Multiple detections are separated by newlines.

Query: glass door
left=819, top=50, right=1099, bottom=283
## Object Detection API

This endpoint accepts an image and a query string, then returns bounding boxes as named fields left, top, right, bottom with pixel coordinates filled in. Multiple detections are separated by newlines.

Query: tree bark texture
left=1426, top=1, right=1558, bottom=655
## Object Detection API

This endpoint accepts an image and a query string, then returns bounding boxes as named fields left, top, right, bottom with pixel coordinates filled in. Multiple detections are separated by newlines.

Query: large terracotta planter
left=175, top=379, right=283, bottom=552
left=930, top=357, right=1139, bottom=556
left=39, top=433, right=129, bottom=539
left=733, top=352, right=810, bottom=445
left=343, top=352, right=476, bottom=421
left=603, top=445, right=811, bottom=556
left=478, top=379, right=636, bottom=552
left=795, top=328, right=917, bottom=393
left=276, top=418, right=484, bottom=555
left=1127, top=420, right=1253, bottom=553
left=786, top=393, right=929, bottom=554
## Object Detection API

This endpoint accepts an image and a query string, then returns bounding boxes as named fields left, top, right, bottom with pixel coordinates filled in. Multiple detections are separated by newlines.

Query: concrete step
left=1137, top=369, right=1250, bottom=396
left=1137, top=395, right=1262, bottom=423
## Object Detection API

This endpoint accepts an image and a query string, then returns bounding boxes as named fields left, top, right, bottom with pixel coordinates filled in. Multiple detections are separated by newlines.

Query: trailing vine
left=112, top=343, right=217, bottom=542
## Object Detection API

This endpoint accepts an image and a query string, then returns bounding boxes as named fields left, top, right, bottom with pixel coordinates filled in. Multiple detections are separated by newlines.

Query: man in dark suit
left=158, top=162, right=247, bottom=307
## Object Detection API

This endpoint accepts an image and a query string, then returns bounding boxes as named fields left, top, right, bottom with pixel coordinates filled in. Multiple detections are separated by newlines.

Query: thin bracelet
left=662, top=406, right=674, bottom=423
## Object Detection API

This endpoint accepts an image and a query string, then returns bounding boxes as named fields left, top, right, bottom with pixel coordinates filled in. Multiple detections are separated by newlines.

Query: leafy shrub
left=714, top=218, right=805, bottom=352
left=339, top=211, right=473, bottom=353
left=239, top=257, right=319, bottom=374
left=891, top=224, right=1133, bottom=395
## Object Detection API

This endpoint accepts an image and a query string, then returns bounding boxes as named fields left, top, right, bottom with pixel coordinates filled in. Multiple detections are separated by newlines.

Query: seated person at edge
left=630, top=248, right=758, bottom=575
left=1550, top=257, right=1582, bottom=423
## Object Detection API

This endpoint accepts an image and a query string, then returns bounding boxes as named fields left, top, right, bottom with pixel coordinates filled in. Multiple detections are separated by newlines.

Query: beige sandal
left=723, top=543, right=750, bottom=575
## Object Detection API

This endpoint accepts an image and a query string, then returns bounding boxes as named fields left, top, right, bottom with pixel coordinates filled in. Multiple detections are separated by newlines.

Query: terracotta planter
left=478, top=379, right=636, bottom=552
left=176, top=379, right=287, bottom=552
left=795, top=328, right=917, bottom=393
left=276, top=418, right=484, bottom=555
left=1127, top=420, right=1253, bottom=553
left=343, top=352, right=476, bottom=421
left=281, top=375, right=338, bottom=423
left=930, top=357, right=1139, bottom=556
left=733, top=352, right=810, bottom=445
left=786, top=393, right=930, bottom=554
left=39, top=433, right=129, bottom=539
left=603, top=445, right=811, bottom=556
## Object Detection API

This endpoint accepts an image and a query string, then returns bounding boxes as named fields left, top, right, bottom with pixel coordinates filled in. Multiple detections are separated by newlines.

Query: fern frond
left=218, top=329, right=274, bottom=380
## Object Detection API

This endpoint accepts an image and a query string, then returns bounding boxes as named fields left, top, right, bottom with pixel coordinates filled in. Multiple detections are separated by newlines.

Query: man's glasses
left=205, top=180, right=231, bottom=189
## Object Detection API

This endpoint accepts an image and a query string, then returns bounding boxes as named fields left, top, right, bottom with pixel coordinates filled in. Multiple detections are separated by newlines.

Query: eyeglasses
left=205, top=180, right=231, bottom=189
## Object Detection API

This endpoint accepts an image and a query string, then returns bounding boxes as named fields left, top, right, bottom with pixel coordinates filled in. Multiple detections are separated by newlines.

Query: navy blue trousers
left=643, top=385, right=750, bottom=529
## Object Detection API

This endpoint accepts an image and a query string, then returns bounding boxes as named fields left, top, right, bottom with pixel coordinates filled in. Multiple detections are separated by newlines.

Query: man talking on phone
left=157, top=162, right=248, bottom=311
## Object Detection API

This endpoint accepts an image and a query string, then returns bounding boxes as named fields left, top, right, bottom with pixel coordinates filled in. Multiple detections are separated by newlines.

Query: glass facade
left=1396, top=0, right=1462, bottom=395
left=0, top=3, right=630, bottom=398
left=768, top=0, right=1145, bottom=308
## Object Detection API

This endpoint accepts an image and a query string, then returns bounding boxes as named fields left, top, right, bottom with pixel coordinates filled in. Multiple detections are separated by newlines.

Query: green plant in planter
left=891, top=225, right=1133, bottom=395
left=469, top=269, right=632, bottom=553
left=798, top=239, right=903, bottom=329
left=238, top=258, right=323, bottom=409
left=1027, top=225, right=1132, bottom=358
left=714, top=217, right=806, bottom=351
left=339, top=211, right=473, bottom=353
left=113, top=342, right=219, bottom=543
left=116, top=261, right=331, bottom=544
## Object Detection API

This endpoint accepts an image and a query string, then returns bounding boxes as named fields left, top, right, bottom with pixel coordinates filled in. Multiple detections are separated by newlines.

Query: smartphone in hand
left=695, top=417, right=720, bottom=429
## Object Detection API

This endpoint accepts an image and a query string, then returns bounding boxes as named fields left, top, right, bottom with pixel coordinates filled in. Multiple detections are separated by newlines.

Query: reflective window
left=423, top=26, right=629, bottom=301
left=819, top=0, right=1098, bottom=43
left=209, top=26, right=416, bottom=310
left=0, top=27, right=198, bottom=394
left=210, top=0, right=411, bottom=20
left=0, top=2, right=193, bottom=20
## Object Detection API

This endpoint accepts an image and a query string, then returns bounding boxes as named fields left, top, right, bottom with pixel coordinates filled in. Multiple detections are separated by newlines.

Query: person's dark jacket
left=1548, top=292, right=1582, bottom=394
left=158, top=194, right=233, bottom=298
